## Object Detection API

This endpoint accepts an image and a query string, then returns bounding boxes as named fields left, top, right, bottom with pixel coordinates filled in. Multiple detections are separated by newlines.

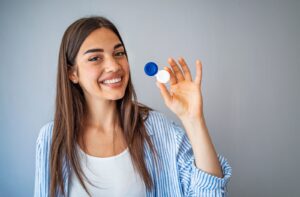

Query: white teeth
left=102, top=78, right=121, bottom=84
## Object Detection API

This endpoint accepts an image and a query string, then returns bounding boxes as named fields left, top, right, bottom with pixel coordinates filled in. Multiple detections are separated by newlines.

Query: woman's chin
left=110, top=95, right=124, bottom=100
left=101, top=92, right=125, bottom=101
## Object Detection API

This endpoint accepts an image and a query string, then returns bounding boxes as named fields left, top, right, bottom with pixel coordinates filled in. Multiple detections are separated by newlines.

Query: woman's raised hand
left=156, top=57, right=204, bottom=121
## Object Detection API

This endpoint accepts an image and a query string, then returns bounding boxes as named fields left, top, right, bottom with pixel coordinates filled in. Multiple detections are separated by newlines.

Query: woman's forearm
left=180, top=116, right=223, bottom=178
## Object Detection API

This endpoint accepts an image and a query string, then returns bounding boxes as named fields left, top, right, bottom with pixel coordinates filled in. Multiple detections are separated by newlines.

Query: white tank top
left=68, top=145, right=146, bottom=197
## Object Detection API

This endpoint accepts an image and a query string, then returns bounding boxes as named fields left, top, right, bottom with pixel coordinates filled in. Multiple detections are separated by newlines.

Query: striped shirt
left=34, top=110, right=232, bottom=196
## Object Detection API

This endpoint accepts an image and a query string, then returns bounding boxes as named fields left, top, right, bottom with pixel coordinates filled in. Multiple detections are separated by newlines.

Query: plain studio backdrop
left=0, top=0, right=299, bottom=196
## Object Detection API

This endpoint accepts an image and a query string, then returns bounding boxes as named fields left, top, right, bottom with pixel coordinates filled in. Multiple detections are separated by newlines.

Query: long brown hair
left=50, top=16, right=157, bottom=197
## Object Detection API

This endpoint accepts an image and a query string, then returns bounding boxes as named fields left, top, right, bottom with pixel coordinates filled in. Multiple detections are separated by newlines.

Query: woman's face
left=69, top=28, right=130, bottom=101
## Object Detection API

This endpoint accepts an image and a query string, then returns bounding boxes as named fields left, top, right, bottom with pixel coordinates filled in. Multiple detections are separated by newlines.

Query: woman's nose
left=104, top=56, right=121, bottom=72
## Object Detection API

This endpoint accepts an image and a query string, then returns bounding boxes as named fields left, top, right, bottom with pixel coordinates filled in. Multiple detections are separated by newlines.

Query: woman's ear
left=68, top=66, right=79, bottom=84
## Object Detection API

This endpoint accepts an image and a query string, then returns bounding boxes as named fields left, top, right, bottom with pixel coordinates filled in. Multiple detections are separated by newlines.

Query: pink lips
left=100, top=77, right=123, bottom=88
left=99, top=73, right=122, bottom=83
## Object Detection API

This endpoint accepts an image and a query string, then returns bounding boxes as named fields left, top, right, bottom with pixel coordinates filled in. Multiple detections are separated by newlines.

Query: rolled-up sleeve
left=173, top=121, right=232, bottom=196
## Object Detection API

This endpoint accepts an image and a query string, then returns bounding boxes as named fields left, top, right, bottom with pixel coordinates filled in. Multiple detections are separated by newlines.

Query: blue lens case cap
left=144, top=62, right=158, bottom=76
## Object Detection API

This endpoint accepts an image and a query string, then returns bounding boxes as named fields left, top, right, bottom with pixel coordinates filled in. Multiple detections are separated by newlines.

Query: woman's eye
left=88, top=56, right=101, bottom=62
left=115, top=51, right=125, bottom=57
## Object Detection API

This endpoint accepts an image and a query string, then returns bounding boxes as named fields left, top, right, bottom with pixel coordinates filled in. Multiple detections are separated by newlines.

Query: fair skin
left=70, top=27, right=223, bottom=178
left=157, top=58, right=223, bottom=177
left=69, top=28, right=129, bottom=157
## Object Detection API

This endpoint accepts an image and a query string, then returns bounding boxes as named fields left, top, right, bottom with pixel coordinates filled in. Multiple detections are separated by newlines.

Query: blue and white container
left=144, top=62, right=170, bottom=83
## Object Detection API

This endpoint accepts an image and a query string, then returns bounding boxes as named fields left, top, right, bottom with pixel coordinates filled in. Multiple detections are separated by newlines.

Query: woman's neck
left=83, top=98, right=120, bottom=133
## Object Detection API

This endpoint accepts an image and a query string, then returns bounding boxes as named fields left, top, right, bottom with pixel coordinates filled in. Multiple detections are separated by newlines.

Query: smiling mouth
left=100, top=77, right=123, bottom=88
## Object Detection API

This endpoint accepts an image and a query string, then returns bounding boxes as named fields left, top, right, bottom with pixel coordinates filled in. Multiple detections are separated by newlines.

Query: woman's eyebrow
left=83, top=43, right=123, bottom=55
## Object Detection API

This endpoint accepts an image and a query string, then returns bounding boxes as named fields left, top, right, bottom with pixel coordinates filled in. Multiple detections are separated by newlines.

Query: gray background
left=0, top=0, right=299, bottom=196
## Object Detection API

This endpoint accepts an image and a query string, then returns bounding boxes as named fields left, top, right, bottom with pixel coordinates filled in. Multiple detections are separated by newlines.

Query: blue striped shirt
left=34, top=110, right=232, bottom=196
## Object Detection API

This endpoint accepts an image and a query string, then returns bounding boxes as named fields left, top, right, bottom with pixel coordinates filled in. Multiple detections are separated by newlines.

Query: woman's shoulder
left=146, top=110, right=171, bottom=123
left=36, top=121, right=54, bottom=147
left=145, top=110, right=184, bottom=137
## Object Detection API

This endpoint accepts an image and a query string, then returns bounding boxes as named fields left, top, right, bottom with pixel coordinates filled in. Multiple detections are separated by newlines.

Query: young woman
left=34, top=16, right=232, bottom=197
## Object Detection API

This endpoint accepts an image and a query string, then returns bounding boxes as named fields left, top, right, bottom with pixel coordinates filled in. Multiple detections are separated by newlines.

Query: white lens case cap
left=156, top=70, right=170, bottom=83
